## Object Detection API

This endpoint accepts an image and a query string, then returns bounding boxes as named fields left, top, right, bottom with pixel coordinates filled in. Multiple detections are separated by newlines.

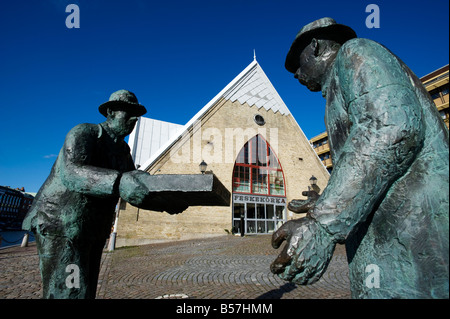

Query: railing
left=424, top=72, right=449, bottom=88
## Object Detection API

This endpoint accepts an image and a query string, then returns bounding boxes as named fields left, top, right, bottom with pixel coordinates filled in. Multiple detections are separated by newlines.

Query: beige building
left=115, top=59, right=330, bottom=247
left=421, top=64, right=449, bottom=128
left=310, top=132, right=332, bottom=173
left=310, top=64, right=450, bottom=172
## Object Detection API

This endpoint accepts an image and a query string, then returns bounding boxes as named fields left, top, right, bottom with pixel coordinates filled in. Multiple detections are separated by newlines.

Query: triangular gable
left=223, top=60, right=290, bottom=115
left=138, top=59, right=326, bottom=173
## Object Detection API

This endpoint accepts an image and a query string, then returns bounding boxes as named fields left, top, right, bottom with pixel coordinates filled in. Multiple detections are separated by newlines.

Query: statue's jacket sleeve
left=312, top=38, right=428, bottom=243
left=313, top=38, right=449, bottom=297
left=61, top=123, right=122, bottom=197
left=22, top=123, right=135, bottom=240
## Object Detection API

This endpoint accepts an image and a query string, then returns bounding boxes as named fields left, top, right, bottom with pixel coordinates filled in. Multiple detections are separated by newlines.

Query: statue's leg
left=86, top=239, right=107, bottom=298
left=35, top=232, right=90, bottom=298
left=35, top=232, right=74, bottom=298
left=34, top=232, right=55, bottom=299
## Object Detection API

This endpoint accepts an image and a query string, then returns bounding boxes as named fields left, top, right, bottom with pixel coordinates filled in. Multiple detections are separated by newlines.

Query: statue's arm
left=312, top=40, right=424, bottom=243
left=60, top=124, right=122, bottom=197
left=270, top=40, right=426, bottom=284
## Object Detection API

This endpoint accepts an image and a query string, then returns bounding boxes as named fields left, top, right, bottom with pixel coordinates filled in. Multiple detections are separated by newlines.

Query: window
left=441, top=84, right=449, bottom=96
left=232, top=200, right=286, bottom=235
left=232, top=135, right=287, bottom=235
left=232, top=135, right=285, bottom=196
left=430, top=88, right=441, bottom=100
left=254, top=114, right=265, bottom=126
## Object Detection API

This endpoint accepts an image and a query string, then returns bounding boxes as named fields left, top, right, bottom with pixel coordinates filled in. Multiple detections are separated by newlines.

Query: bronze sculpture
left=23, top=90, right=230, bottom=298
left=23, top=90, right=148, bottom=298
left=271, top=18, right=449, bottom=298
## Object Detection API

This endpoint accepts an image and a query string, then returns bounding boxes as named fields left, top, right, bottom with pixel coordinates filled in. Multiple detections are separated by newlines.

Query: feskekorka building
left=116, top=59, right=330, bottom=247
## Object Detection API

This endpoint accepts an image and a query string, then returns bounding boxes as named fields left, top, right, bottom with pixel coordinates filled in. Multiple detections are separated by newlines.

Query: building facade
left=310, top=64, right=449, bottom=172
left=115, top=59, right=330, bottom=247
left=310, top=132, right=332, bottom=173
left=421, top=64, right=449, bottom=128
left=0, top=186, right=34, bottom=231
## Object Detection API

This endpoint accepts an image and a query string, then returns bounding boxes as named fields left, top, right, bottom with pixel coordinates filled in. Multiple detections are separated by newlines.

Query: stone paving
left=0, top=234, right=350, bottom=299
left=0, top=244, right=42, bottom=299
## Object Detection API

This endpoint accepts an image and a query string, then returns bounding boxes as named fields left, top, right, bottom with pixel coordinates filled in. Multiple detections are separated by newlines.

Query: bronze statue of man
left=271, top=18, right=449, bottom=298
left=23, top=90, right=151, bottom=298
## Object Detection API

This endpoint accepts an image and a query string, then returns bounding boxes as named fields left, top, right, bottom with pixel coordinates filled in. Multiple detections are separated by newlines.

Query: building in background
left=0, top=186, right=35, bottom=231
left=309, top=64, right=449, bottom=173
left=421, top=64, right=449, bottom=128
left=116, top=59, right=330, bottom=247
left=310, top=132, right=332, bottom=173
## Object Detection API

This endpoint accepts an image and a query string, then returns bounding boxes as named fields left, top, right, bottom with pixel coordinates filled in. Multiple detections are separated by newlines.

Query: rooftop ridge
left=137, top=60, right=294, bottom=171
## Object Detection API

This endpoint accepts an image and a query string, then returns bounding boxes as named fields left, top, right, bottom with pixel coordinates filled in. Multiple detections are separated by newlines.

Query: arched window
left=232, top=135, right=287, bottom=234
left=232, top=134, right=285, bottom=196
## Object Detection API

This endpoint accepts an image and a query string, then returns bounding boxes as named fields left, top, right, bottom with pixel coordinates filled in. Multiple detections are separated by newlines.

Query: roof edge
left=139, top=60, right=259, bottom=171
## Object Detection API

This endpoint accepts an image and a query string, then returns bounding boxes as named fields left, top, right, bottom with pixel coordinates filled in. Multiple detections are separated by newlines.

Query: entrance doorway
left=231, top=134, right=287, bottom=234
left=232, top=195, right=286, bottom=234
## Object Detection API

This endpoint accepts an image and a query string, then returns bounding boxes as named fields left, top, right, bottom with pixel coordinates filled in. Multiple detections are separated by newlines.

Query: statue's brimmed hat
left=99, top=89, right=147, bottom=117
left=285, top=17, right=357, bottom=73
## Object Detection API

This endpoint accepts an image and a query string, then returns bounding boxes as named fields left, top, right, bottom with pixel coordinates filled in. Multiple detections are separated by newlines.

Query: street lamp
left=306, top=175, right=319, bottom=200
left=199, top=160, right=207, bottom=174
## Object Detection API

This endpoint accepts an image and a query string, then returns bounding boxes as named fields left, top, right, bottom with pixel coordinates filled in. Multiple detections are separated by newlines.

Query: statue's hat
left=99, top=89, right=147, bottom=117
left=285, top=17, right=357, bottom=73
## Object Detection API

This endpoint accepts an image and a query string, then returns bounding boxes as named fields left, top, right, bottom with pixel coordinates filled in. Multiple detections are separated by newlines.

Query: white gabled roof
left=136, top=59, right=295, bottom=172
left=128, top=117, right=183, bottom=168
left=223, top=59, right=290, bottom=115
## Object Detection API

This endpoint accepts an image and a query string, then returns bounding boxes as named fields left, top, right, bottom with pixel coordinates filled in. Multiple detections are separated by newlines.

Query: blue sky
left=0, top=0, right=448, bottom=193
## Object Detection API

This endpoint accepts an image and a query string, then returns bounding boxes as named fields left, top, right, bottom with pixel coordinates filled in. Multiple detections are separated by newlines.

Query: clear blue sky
left=0, top=0, right=448, bottom=193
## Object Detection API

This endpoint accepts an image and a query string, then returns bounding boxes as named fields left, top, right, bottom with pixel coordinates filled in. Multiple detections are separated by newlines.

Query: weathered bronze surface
left=22, top=90, right=229, bottom=299
left=120, top=173, right=230, bottom=214
left=288, top=185, right=320, bottom=214
left=271, top=18, right=449, bottom=299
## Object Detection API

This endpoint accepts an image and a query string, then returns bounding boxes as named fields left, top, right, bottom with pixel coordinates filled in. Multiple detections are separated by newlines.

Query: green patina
left=271, top=18, right=449, bottom=299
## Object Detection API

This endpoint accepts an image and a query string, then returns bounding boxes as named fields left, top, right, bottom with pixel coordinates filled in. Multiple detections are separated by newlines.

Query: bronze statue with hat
left=23, top=89, right=230, bottom=299
left=22, top=89, right=151, bottom=298
left=271, top=18, right=449, bottom=298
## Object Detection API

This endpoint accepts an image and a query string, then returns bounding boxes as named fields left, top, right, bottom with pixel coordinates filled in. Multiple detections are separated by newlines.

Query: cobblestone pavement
left=0, top=244, right=42, bottom=299
left=0, top=235, right=350, bottom=299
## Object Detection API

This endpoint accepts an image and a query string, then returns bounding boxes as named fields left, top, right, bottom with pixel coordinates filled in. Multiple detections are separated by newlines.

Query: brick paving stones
left=0, top=244, right=42, bottom=299
left=0, top=235, right=350, bottom=299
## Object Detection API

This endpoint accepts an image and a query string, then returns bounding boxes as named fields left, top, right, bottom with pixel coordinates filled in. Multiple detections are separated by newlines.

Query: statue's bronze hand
left=270, top=216, right=335, bottom=285
left=119, top=170, right=151, bottom=206
left=288, top=198, right=316, bottom=214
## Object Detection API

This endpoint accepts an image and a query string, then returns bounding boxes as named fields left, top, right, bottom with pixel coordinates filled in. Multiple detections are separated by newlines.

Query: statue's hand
left=118, top=171, right=189, bottom=214
left=288, top=198, right=316, bottom=214
left=270, top=216, right=335, bottom=285
left=119, top=170, right=151, bottom=206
